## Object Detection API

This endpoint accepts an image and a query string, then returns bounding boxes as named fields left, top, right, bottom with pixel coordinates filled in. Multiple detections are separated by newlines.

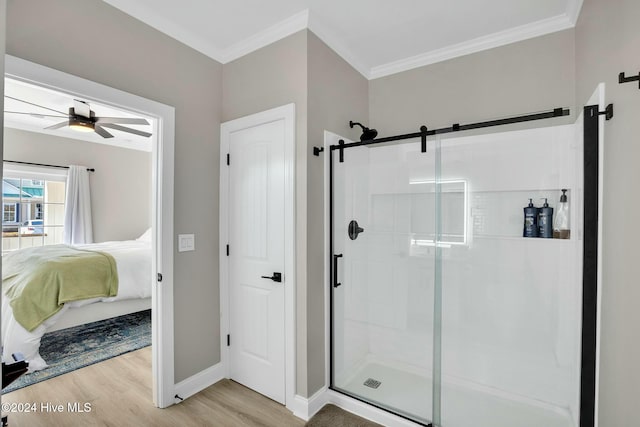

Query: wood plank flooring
left=2, top=347, right=306, bottom=427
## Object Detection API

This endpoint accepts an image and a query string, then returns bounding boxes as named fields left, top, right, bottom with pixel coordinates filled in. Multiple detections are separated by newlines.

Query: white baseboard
left=325, top=390, right=422, bottom=427
left=289, top=387, right=330, bottom=421
left=290, top=388, right=420, bottom=426
left=173, top=362, right=225, bottom=403
left=291, top=388, right=421, bottom=426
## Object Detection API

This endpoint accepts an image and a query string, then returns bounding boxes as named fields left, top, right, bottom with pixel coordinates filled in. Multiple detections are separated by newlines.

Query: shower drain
left=363, top=378, right=381, bottom=389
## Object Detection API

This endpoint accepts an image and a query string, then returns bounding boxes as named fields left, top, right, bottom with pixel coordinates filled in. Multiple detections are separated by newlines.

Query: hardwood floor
left=2, top=347, right=306, bottom=427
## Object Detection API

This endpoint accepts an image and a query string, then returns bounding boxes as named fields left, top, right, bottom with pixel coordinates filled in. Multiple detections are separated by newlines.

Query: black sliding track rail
left=330, top=107, right=569, bottom=160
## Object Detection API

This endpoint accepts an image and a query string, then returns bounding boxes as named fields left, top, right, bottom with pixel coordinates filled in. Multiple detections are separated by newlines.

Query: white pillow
left=136, top=227, right=152, bottom=242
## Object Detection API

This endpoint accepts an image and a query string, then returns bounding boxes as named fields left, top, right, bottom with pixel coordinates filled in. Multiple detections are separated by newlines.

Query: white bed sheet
left=1, top=240, right=152, bottom=372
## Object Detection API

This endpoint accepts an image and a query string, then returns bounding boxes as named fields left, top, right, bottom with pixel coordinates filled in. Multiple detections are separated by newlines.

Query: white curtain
left=63, top=165, right=93, bottom=245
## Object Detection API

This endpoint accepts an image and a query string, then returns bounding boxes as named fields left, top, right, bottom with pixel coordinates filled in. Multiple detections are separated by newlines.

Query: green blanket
left=2, top=245, right=119, bottom=332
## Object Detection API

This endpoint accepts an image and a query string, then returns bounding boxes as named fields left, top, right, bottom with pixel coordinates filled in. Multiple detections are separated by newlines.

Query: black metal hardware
left=333, top=254, right=343, bottom=287
left=350, top=120, right=378, bottom=141
left=226, top=244, right=229, bottom=256
left=619, top=71, right=640, bottom=88
left=330, top=108, right=570, bottom=152
left=227, top=334, right=230, bottom=346
left=226, top=153, right=230, bottom=165
left=580, top=105, right=600, bottom=427
left=157, top=273, right=163, bottom=282
left=338, top=139, right=345, bottom=163
left=420, top=125, right=428, bottom=153
left=261, top=272, right=282, bottom=283
left=599, top=103, right=614, bottom=121
left=4, top=160, right=94, bottom=172
left=313, top=146, right=324, bottom=156
left=348, top=220, right=364, bottom=240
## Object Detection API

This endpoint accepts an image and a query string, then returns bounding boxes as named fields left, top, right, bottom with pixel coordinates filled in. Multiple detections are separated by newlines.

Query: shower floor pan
left=335, top=361, right=574, bottom=427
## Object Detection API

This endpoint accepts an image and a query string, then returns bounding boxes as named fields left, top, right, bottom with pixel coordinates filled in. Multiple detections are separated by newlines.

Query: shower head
left=349, top=120, right=378, bottom=141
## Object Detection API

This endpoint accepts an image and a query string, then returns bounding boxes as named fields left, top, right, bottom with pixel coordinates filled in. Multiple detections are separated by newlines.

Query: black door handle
left=333, top=254, right=343, bottom=287
left=261, top=272, right=282, bottom=283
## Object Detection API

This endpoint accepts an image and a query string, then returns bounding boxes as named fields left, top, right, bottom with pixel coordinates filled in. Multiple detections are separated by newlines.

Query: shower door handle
left=333, top=254, right=343, bottom=288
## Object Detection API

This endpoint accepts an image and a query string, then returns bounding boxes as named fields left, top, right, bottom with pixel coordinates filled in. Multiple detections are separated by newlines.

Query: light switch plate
left=178, top=234, right=195, bottom=252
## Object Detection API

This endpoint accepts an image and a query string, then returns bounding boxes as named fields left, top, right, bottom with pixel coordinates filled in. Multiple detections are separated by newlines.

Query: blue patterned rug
left=3, top=309, right=151, bottom=393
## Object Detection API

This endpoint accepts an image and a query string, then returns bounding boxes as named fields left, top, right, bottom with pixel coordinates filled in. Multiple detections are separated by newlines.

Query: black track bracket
left=599, top=103, right=614, bottom=121
left=420, top=125, right=428, bottom=153
left=313, top=146, right=324, bottom=156
left=619, top=71, right=640, bottom=89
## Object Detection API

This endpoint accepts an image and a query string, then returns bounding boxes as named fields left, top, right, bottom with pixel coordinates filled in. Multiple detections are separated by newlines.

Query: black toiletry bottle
left=538, top=198, right=554, bottom=238
left=523, top=199, right=539, bottom=237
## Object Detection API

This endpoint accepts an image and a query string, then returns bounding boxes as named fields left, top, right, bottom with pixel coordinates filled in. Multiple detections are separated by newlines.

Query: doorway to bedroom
left=1, top=55, right=176, bottom=408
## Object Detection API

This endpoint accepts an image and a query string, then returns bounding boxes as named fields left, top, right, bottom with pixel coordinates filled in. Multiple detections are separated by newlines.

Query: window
left=2, top=173, right=66, bottom=254
left=3, top=203, right=17, bottom=223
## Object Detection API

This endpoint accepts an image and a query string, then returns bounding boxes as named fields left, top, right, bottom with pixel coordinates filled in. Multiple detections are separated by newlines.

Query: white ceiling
left=4, top=78, right=155, bottom=152
left=103, top=0, right=583, bottom=79
left=3, top=1, right=583, bottom=146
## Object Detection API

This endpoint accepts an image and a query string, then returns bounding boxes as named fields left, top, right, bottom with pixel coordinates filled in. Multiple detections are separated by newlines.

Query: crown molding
left=220, top=10, right=309, bottom=64
left=105, top=1, right=584, bottom=80
left=566, top=0, right=585, bottom=25
left=369, top=13, right=574, bottom=80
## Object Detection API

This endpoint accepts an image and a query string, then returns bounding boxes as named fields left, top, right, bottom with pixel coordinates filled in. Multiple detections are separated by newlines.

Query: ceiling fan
left=4, top=97, right=152, bottom=139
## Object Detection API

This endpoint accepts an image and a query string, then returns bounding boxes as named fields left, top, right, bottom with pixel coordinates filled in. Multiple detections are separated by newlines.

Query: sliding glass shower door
left=330, top=137, right=439, bottom=425
left=330, top=122, right=585, bottom=427
left=436, top=126, right=583, bottom=427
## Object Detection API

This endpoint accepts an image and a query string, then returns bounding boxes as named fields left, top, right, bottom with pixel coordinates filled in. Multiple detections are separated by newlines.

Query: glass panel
left=438, top=125, right=582, bottom=427
left=1, top=176, right=66, bottom=253
left=331, top=138, right=438, bottom=425
left=45, top=181, right=66, bottom=203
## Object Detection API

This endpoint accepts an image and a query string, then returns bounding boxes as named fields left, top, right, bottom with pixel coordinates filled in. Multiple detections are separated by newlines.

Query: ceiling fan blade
left=99, top=123, right=152, bottom=138
left=96, top=117, right=150, bottom=125
left=5, top=95, right=69, bottom=116
left=45, top=121, right=69, bottom=130
left=94, top=125, right=114, bottom=139
left=4, top=111, right=68, bottom=118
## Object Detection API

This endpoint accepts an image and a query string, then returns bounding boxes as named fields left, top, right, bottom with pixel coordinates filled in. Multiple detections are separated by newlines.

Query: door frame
left=4, top=55, right=176, bottom=408
left=219, top=103, right=296, bottom=409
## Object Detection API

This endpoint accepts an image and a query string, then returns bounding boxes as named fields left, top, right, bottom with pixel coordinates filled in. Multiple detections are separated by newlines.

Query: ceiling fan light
left=69, top=117, right=94, bottom=132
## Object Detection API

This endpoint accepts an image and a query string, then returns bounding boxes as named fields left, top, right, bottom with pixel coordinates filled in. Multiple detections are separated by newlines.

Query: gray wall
left=369, top=30, right=575, bottom=135
left=222, top=29, right=368, bottom=397
left=5, top=0, right=223, bottom=383
left=306, top=31, right=368, bottom=395
left=3, top=128, right=151, bottom=242
left=222, top=29, right=311, bottom=395
left=575, top=0, right=640, bottom=425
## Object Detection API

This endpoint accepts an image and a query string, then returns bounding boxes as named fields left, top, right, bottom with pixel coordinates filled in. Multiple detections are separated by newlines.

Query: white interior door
left=227, top=118, right=286, bottom=404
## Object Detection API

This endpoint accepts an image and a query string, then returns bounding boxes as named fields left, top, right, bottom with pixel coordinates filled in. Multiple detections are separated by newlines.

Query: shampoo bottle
left=553, top=189, right=570, bottom=239
left=538, top=198, right=554, bottom=238
left=523, top=199, right=539, bottom=237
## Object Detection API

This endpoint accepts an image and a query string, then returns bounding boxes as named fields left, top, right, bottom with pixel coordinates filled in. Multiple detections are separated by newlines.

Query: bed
left=1, top=231, right=152, bottom=372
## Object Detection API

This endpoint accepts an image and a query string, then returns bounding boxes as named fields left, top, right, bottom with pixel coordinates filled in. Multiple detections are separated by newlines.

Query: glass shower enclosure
left=330, top=122, right=587, bottom=427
